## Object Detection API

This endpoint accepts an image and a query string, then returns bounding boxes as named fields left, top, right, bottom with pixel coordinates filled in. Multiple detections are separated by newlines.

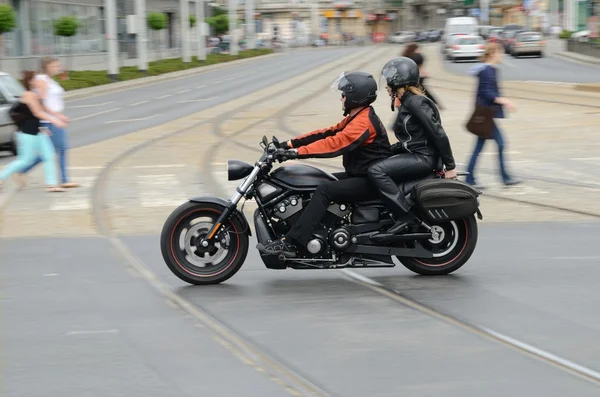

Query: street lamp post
left=135, top=0, right=148, bottom=72
left=245, top=0, right=256, bottom=49
left=181, top=0, right=191, bottom=62
left=196, top=0, right=206, bottom=61
left=229, top=0, right=239, bottom=55
left=104, top=0, right=119, bottom=81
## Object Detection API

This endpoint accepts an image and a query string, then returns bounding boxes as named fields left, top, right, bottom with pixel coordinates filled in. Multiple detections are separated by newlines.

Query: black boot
left=256, top=237, right=298, bottom=257
left=386, top=211, right=421, bottom=235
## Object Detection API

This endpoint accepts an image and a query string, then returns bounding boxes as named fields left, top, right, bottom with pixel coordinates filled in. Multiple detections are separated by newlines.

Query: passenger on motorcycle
left=368, top=57, right=457, bottom=235
left=257, top=71, right=392, bottom=257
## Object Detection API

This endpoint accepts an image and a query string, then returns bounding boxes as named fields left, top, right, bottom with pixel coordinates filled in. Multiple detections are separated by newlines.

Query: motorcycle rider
left=367, top=57, right=457, bottom=235
left=257, top=71, right=392, bottom=257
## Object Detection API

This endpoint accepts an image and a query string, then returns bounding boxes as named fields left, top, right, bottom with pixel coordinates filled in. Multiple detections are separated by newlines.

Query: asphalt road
left=0, top=47, right=357, bottom=162
left=4, top=223, right=600, bottom=396
left=440, top=46, right=600, bottom=83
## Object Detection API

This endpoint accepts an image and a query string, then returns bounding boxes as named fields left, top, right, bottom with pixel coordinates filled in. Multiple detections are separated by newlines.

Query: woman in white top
left=17, top=56, right=78, bottom=188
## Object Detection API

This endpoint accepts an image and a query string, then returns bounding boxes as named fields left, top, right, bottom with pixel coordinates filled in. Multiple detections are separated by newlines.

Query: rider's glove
left=275, top=148, right=298, bottom=162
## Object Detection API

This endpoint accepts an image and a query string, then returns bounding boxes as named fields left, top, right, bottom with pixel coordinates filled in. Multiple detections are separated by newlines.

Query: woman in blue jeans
left=16, top=57, right=78, bottom=188
left=466, top=42, right=520, bottom=188
left=0, top=71, right=67, bottom=192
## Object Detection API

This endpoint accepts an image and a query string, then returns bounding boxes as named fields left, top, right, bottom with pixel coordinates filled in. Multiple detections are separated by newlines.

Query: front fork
left=200, top=165, right=261, bottom=246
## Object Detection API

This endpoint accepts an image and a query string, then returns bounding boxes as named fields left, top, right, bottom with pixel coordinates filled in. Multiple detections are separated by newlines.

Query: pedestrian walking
left=0, top=71, right=66, bottom=193
left=401, top=43, right=443, bottom=110
left=16, top=57, right=79, bottom=188
left=465, top=42, right=521, bottom=188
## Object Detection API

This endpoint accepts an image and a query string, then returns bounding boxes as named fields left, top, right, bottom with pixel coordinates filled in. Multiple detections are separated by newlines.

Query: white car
left=388, top=31, right=416, bottom=44
left=445, top=35, right=486, bottom=62
left=0, top=72, right=25, bottom=155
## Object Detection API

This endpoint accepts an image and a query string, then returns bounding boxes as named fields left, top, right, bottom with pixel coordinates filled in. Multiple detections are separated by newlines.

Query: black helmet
left=331, top=71, right=377, bottom=116
left=380, top=57, right=420, bottom=90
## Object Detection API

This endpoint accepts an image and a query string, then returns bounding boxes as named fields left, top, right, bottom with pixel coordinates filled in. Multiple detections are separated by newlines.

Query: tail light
left=451, top=45, right=459, bottom=50
left=478, top=45, right=485, bottom=49
left=539, top=40, right=546, bottom=45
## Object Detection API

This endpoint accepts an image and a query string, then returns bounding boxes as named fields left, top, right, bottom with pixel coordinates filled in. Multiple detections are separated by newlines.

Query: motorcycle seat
left=355, top=173, right=438, bottom=207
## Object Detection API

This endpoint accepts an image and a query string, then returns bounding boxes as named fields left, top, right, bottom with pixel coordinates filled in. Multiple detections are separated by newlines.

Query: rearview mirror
left=262, top=135, right=268, bottom=147
left=272, top=136, right=280, bottom=147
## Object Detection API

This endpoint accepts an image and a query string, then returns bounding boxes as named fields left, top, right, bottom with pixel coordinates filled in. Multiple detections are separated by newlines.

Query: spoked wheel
left=160, top=201, right=249, bottom=285
left=398, top=215, right=478, bottom=276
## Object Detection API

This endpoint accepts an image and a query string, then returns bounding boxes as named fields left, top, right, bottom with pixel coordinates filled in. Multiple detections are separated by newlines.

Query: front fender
left=189, top=196, right=252, bottom=236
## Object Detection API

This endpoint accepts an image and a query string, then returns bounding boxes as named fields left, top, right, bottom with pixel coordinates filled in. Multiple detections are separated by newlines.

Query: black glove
left=272, top=136, right=290, bottom=149
left=274, top=148, right=298, bottom=162
left=391, top=142, right=402, bottom=154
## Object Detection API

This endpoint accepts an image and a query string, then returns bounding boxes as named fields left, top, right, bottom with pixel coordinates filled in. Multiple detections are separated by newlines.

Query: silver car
left=445, top=35, right=486, bottom=62
left=0, top=72, right=26, bottom=155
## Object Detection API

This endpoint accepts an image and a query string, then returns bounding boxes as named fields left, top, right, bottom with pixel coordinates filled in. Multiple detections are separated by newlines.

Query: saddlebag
left=411, top=179, right=479, bottom=223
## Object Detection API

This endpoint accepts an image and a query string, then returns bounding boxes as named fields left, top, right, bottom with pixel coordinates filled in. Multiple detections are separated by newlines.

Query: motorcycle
left=160, top=136, right=483, bottom=285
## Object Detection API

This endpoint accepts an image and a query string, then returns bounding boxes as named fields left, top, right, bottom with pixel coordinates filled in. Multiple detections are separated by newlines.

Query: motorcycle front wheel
left=160, top=201, right=249, bottom=285
left=398, top=215, right=478, bottom=276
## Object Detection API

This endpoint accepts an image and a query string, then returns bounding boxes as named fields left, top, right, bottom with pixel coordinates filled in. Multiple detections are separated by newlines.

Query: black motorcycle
left=160, top=136, right=483, bottom=285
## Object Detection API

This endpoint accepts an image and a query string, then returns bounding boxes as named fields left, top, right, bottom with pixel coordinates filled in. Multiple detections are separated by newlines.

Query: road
left=0, top=47, right=358, bottom=162
left=3, top=45, right=600, bottom=396
left=440, top=44, right=600, bottom=83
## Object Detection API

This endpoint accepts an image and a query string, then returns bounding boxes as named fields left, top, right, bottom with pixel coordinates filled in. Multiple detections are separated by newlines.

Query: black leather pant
left=367, top=153, right=436, bottom=216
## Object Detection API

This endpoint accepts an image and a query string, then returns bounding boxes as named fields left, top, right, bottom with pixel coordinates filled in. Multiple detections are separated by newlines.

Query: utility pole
left=104, top=0, right=119, bottom=81
left=245, top=0, right=256, bottom=49
left=135, top=0, right=148, bottom=72
left=229, top=0, right=239, bottom=55
left=181, top=0, right=191, bottom=62
left=196, top=0, right=206, bottom=61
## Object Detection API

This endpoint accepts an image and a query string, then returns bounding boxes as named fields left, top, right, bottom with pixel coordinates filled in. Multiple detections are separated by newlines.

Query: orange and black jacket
left=289, top=106, right=392, bottom=177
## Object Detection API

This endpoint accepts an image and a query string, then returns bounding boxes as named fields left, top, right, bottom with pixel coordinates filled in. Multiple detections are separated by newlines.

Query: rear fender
left=189, top=196, right=252, bottom=236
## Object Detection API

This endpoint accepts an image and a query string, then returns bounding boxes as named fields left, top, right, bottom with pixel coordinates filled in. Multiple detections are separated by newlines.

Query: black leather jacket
left=391, top=91, right=456, bottom=171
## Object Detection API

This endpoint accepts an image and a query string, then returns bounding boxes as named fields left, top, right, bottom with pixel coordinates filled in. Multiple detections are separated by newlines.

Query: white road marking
left=155, top=94, right=172, bottom=99
left=132, top=164, right=186, bottom=169
left=66, top=329, right=119, bottom=336
left=70, top=101, right=114, bottom=109
left=212, top=77, right=235, bottom=84
left=129, top=100, right=150, bottom=106
left=176, top=89, right=192, bottom=94
left=72, top=108, right=119, bottom=122
left=42, top=273, right=60, bottom=277
left=136, top=174, right=188, bottom=207
left=49, top=176, right=96, bottom=211
left=196, top=84, right=207, bottom=89
left=570, top=157, right=600, bottom=162
left=105, top=114, right=160, bottom=124
left=178, top=97, right=219, bottom=103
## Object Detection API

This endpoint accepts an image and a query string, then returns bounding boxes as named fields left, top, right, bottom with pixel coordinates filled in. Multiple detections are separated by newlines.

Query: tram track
left=202, top=52, right=600, bottom=388
left=89, top=47, right=385, bottom=397
left=3, top=44, right=599, bottom=394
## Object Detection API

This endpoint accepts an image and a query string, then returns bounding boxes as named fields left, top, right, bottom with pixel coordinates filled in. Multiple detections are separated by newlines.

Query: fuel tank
left=270, top=164, right=338, bottom=190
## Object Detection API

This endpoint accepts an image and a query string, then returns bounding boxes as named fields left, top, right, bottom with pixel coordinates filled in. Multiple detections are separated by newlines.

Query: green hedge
left=55, top=48, right=273, bottom=91
left=559, top=30, right=573, bottom=39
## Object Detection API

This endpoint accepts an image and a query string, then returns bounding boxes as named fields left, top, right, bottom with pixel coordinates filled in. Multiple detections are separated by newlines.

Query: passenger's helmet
left=331, top=71, right=378, bottom=115
left=380, top=57, right=420, bottom=90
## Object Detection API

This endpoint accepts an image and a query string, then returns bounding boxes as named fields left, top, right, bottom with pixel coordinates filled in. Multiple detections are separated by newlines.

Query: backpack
left=9, top=101, right=25, bottom=125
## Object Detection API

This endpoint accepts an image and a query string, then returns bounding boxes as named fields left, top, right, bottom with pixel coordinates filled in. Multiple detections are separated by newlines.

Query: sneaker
left=256, top=237, right=297, bottom=257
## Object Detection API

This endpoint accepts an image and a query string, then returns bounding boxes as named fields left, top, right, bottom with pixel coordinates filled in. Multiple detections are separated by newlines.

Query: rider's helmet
left=380, top=57, right=420, bottom=111
left=330, top=71, right=378, bottom=116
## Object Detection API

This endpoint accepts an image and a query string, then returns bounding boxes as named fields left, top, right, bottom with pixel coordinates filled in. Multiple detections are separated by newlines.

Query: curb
left=553, top=51, right=600, bottom=66
left=63, top=52, right=282, bottom=102
left=574, top=83, right=600, bottom=93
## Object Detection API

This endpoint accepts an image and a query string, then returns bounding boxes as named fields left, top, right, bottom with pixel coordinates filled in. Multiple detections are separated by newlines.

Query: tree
left=190, top=15, right=196, bottom=28
left=207, top=14, right=228, bottom=35
left=147, top=12, right=168, bottom=60
left=54, top=16, right=79, bottom=78
left=0, top=4, right=16, bottom=69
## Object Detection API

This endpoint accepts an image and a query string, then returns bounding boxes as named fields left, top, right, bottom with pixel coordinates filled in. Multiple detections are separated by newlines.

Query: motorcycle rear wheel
left=160, top=201, right=249, bottom=285
left=398, top=215, right=478, bottom=276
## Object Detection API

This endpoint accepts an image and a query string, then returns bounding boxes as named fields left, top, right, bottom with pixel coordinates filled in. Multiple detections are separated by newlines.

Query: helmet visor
left=330, top=72, right=353, bottom=94
left=379, top=63, right=398, bottom=92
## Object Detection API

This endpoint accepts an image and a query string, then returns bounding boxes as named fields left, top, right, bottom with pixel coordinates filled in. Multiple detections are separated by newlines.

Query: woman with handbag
left=465, top=43, right=520, bottom=188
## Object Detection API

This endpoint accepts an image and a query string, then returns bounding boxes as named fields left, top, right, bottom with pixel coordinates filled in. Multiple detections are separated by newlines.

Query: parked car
left=0, top=72, right=25, bottom=155
left=445, top=35, right=486, bottom=62
left=500, top=29, right=526, bottom=52
left=510, top=31, right=546, bottom=57
left=388, top=31, right=416, bottom=44
left=487, top=28, right=503, bottom=43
